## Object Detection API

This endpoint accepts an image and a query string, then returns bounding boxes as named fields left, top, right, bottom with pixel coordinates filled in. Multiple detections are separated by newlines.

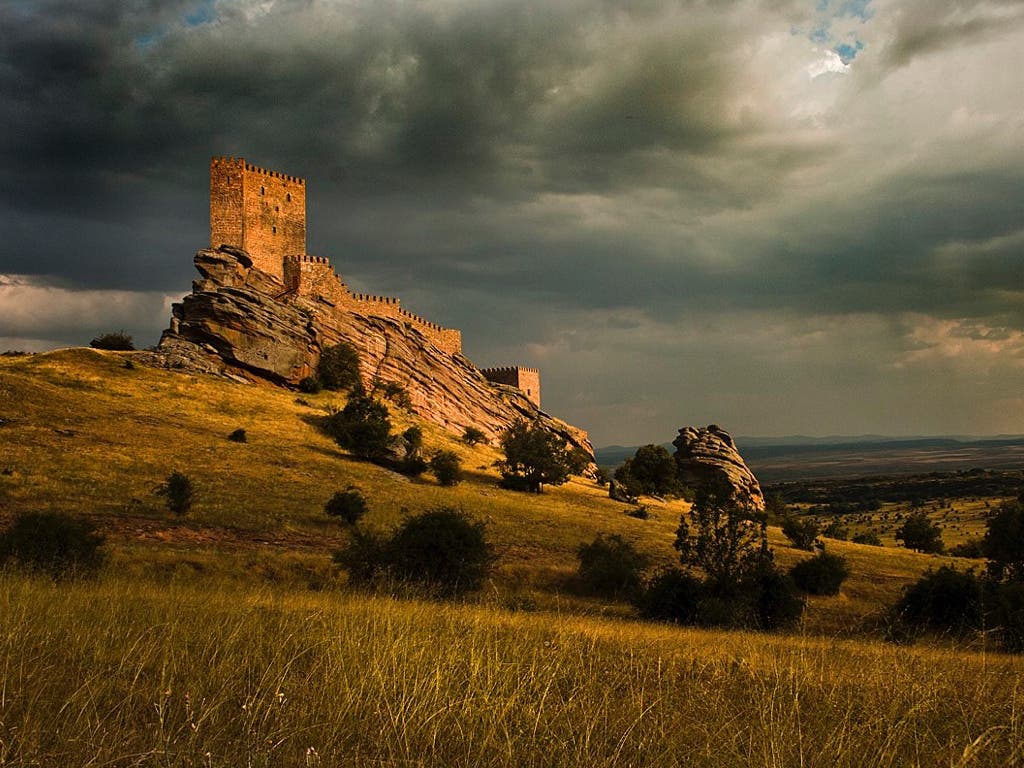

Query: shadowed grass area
left=0, top=574, right=1021, bottom=767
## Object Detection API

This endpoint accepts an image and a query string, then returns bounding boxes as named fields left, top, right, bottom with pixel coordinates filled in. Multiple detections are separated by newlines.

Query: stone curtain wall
left=480, top=366, right=541, bottom=408
left=210, top=157, right=306, bottom=279
left=284, top=255, right=463, bottom=355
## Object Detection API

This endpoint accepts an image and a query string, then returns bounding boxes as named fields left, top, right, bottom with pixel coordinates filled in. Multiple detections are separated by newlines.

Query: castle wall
left=210, top=157, right=306, bottom=280
left=480, top=366, right=541, bottom=407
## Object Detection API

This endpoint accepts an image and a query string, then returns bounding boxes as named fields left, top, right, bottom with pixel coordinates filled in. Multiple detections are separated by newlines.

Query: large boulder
left=672, top=424, right=765, bottom=511
left=155, top=246, right=595, bottom=465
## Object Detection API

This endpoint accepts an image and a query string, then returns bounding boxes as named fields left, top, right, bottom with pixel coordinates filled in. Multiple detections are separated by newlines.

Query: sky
left=1, top=0, right=1023, bottom=446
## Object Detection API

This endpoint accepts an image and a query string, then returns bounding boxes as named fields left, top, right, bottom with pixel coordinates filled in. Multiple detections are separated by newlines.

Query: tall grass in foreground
left=1, top=575, right=1022, bottom=767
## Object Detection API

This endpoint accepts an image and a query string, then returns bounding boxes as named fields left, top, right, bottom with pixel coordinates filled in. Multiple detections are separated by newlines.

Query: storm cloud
left=2, top=0, right=1023, bottom=444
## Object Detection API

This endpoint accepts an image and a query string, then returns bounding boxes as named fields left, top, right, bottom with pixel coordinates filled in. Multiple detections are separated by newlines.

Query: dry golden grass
left=1, top=574, right=1022, bottom=767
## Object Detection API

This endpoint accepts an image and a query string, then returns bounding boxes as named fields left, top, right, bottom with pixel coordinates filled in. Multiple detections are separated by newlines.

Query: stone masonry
left=480, top=367, right=541, bottom=408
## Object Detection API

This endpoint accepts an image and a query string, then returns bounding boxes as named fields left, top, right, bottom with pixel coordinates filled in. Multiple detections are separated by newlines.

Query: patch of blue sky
left=835, top=40, right=865, bottom=63
left=796, top=0, right=872, bottom=63
left=185, top=0, right=217, bottom=27
left=134, top=29, right=166, bottom=52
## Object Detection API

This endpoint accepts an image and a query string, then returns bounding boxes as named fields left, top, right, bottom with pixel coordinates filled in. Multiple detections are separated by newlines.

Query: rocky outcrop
left=155, top=246, right=594, bottom=464
left=672, top=424, right=765, bottom=510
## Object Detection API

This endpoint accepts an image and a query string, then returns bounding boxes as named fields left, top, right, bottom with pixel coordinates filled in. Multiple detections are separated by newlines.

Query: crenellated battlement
left=480, top=366, right=540, bottom=375
left=480, top=366, right=541, bottom=407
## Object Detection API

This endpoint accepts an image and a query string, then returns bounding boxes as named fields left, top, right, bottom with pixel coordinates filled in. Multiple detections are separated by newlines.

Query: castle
left=209, top=157, right=541, bottom=407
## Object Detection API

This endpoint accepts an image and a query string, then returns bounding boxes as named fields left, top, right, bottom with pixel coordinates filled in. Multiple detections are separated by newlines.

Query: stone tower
left=480, top=367, right=541, bottom=408
left=209, top=156, right=306, bottom=279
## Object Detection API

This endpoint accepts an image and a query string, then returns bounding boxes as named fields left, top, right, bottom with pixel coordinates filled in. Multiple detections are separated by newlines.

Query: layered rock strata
left=155, top=246, right=594, bottom=462
left=672, top=424, right=765, bottom=510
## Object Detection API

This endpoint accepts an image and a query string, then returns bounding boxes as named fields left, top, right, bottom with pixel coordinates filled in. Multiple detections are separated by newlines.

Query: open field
left=1, top=349, right=1021, bottom=765
left=1, top=575, right=1023, bottom=767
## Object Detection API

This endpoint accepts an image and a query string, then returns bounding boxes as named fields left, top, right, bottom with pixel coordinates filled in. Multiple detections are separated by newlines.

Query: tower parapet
left=480, top=366, right=541, bottom=408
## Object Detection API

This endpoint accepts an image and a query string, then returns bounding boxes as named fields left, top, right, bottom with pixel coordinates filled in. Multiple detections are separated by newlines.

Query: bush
left=637, top=568, right=706, bottom=623
left=429, top=450, right=463, bottom=486
left=0, top=512, right=106, bottom=579
left=324, top=487, right=368, bottom=526
left=575, top=534, right=648, bottom=599
left=387, top=508, right=494, bottom=596
left=896, top=566, right=984, bottom=635
left=325, top=395, right=392, bottom=460
left=90, top=330, right=134, bottom=351
left=821, top=519, right=849, bottom=540
left=896, top=511, right=944, bottom=553
left=949, top=537, right=985, bottom=558
left=744, top=564, right=805, bottom=630
left=227, top=428, right=247, bottom=443
left=317, top=342, right=361, bottom=391
left=332, top=527, right=388, bottom=586
left=790, top=552, right=850, bottom=595
left=983, top=500, right=1024, bottom=582
left=157, top=471, right=195, bottom=516
left=989, top=582, right=1024, bottom=652
left=298, top=376, right=322, bottom=394
left=402, top=426, right=424, bottom=459
left=781, top=515, right=820, bottom=550
left=852, top=531, right=883, bottom=546
left=462, top=426, right=487, bottom=446
left=626, top=505, right=650, bottom=520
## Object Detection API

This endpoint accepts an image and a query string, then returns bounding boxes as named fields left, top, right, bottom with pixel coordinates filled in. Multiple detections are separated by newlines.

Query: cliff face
left=673, top=424, right=765, bottom=511
left=156, top=247, right=594, bottom=461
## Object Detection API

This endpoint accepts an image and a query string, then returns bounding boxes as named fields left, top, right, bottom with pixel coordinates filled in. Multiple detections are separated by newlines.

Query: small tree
left=896, top=511, right=944, bottom=554
left=790, top=551, right=849, bottom=595
left=325, top=487, right=368, bottom=526
left=498, top=419, right=579, bottom=493
left=90, top=331, right=134, bottom=351
left=325, top=395, right=392, bottom=460
left=852, top=531, right=883, bottom=546
left=983, top=500, right=1024, bottom=582
left=385, top=508, right=494, bottom=596
left=403, top=426, right=424, bottom=459
left=157, top=471, right=195, bottom=516
left=781, top=514, right=820, bottom=550
left=429, top=450, right=463, bottom=486
left=576, top=534, right=648, bottom=599
left=462, top=426, right=487, bottom=446
left=0, top=512, right=106, bottom=579
left=637, top=568, right=706, bottom=623
left=896, top=566, right=984, bottom=634
left=616, top=445, right=678, bottom=497
left=317, top=342, right=361, bottom=391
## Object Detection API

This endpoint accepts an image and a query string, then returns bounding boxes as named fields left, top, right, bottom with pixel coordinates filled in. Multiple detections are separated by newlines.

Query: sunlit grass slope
left=1, top=576, right=1021, bottom=767
left=0, top=348, right=984, bottom=629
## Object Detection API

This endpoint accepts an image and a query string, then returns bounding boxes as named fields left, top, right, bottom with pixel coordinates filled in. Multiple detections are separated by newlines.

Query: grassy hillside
left=1, top=349, right=1021, bottom=766
left=0, top=348, right=987, bottom=631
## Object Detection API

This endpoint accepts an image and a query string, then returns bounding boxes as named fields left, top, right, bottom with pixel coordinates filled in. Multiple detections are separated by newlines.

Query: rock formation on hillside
left=154, top=246, right=594, bottom=463
left=673, top=424, right=765, bottom=510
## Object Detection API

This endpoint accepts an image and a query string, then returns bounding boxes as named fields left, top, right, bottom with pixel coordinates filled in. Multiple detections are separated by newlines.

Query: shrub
left=983, top=500, right=1024, bottom=582
left=429, top=450, right=463, bottom=486
left=379, top=381, right=412, bottom=410
left=949, top=537, right=985, bottom=558
left=821, top=519, right=849, bottom=540
left=324, top=487, right=368, bottom=526
left=626, top=505, right=650, bottom=520
left=637, top=568, right=706, bottom=623
left=989, top=582, right=1024, bottom=653
left=402, top=426, right=424, bottom=459
left=332, top=527, right=388, bottom=586
left=781, top=515, right=820, bottom=550
left=90, top=330, right=134, bottom=351
left=227, top=428, right=247, bottom=443
left=316, top=342, right=361, bottom=391
left=575, top=534, right=648, bottom=599
left=157, top=471, right=195, bottom=516
left=852, top=531, right=883, bottom=546
left=744, top=564, right=805, bottom=630
left=298, top=376, right=322, bottom=394
left=0, top=512, right=106, bottom=579
left=385, top=508, right=494, bottom=596
left=790, top=552, right=850, bottom=595
left=325, top=395, right=392, bottom=460
left=896, top=511, right=944, bottom=553
left=896, top=566, right=984, bottom=635
left=462, top=426, right=487, bottom=446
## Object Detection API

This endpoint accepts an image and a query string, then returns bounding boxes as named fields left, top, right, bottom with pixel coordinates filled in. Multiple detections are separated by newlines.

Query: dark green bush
left=781, top=515, right=820, bottom=550
left=896, top=511, right=944, bottom=553
left=317, top=342, right=361, bottom=391
left=989, top=582, right=1024, bottom=652
left=386, top=508, right=494, bottom=596
left=332, top=527, right=388, bottom=586
left=626, top=505, right=650, bottom=520
left=90, top=331, right=134, bottom=351
left=157, top=471, right=195, bottom=516
left=325, top=396, right=392, bottom=460
left=462, top=426, right=487, bottom=446
left=821, top=519, right=849, bottom=540
left=298, top=376, right=322, bottom=394
left=789, top=551, right=850, bottom=595
left=744, top=564, right=805, bottom=630
left=0, top=512, right=105, bottom=579
left=949, top=537, right=985, bottom=558
left=575, top=534, right=648, bottom=600
left=227, top=428, right=247, bottom=443
left=614, top=445, right=679, bottom=497
left=852, top=531, right=883, bottom=546
left=429, top=450, right=463, bottom=486
left=636, top=568, right=706, bottom=624
left=324, top=487, right=368, bottom=526
left=896, top=566, right=984, bottom=635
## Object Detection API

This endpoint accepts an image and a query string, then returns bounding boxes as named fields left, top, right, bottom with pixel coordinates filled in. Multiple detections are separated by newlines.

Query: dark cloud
left=2, top=0, right=1023, bottom=443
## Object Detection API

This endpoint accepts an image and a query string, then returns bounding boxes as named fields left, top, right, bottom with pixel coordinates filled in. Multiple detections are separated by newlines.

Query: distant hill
left=596, top=435, right=1024, bottom=482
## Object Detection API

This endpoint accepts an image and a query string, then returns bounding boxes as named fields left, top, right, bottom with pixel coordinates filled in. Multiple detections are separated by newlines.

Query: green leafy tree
left=462, top=426, right=487, bottom=446
left=498, top=420, right=579, bottom=493
left=325, top=395, right=392, bottom=460
left=429, top=450, right=463, bottom=486
left=983, top=500, right=1024, bottom=582
left=790, top=552, right=850, bottom=595
left=896, top=511, right=944, bottom=554
left=614, top=444, right=679, bottom=498
left=324, top=487, right=368, bottom=526
left=781, top=514, right=820, bottom=550
left=157, top=471, right=195, bottom=516
left=317, top=342, right=362, bottom=391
